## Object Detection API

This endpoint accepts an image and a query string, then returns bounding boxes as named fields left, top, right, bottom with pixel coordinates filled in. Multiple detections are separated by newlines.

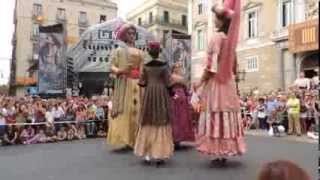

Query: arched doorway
left=300, top=53, right=319, bottom=78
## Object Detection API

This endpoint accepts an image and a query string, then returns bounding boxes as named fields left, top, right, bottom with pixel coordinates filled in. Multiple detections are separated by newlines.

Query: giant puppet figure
left=194, top=0, right=246, bottom=165
left=107, top=24, right=144, bottom=150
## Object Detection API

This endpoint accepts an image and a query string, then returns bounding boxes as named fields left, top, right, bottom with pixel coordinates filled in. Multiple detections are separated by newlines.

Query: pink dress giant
left=196, top=32, right=246, bottom=157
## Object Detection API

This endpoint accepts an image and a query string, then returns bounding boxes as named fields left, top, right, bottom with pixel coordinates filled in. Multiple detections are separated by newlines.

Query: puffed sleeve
left=206, top=33, right=223, bottom=73
left=111, top=48, right=119, bottom=67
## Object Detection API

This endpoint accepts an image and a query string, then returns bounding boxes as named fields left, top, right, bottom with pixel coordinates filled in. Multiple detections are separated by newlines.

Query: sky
left=0, top=0, right=144, bottom=85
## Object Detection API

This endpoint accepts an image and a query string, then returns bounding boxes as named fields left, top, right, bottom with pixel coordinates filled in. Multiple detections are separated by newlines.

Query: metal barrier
left=1, top=119, right=108, bottom=126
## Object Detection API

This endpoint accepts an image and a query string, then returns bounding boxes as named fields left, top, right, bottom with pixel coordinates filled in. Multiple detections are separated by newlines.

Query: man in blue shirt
left=266, top=94, right=279, bottom=129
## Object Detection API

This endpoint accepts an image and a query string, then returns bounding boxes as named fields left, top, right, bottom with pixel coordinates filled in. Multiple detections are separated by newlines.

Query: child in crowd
left=45, top=125, right=58, bottom=142
left=20, top=125, right=35, bottom=143
left=2, top=125, right=18, bottom=146
left=96, top=124, right=106, bottom=137
left=77, top=124, right=87, bottom=140
left=56, top=126, right=67, bottom=141
left=67, top=124, right=78, bottom=140
left=24, top=126, right=47, bottom=144
left=272, top=106, right=286, bottom=137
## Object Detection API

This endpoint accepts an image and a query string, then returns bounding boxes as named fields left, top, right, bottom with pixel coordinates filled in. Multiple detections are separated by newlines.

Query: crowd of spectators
left=0, top=95, right=111, bottom=146
left=240, top=72, right=319, bottom=139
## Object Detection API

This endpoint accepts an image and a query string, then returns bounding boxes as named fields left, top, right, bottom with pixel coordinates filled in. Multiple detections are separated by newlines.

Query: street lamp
left=235, top=69, right=246, bottom=96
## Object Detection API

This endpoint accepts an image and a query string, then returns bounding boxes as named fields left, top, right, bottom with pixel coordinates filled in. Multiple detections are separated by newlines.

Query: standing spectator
left=1, top=103, right=9, bottom=124
left=287, top=93, right=301, bottom=136
left=305, top=93, right=315, bottom=132
left=26, top=105, right=34, bottom=123
left=15, top=105, right=26, bottom=124
left=299, top=96, right=308, bottom=134
left=35, top=103, right=46, bottom=123
left=95, top=102, right=105, bottom=121
left=311, top=71, right=319, bottom=89
left=6, top=103, right=16, bottom=124
left=86, top=103, right=97, bottom=137
left=294, top=72, right=311, bottom=90
left=65, top=107, right=75, bottom=122
left=0, top=113, right=6, bottom=140
left=45, top=107, right=54, bottom=127
left=313, top=94, right=319, bottom=127
left=266, top=95, right=279, bottom=128
left=256, top=98, right=268, bottom=130
left=2, top=125, right=18, bottom=146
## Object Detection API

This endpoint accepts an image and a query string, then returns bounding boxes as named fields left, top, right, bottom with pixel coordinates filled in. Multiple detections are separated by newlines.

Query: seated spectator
left=66, top=124, right=77, bottom=141
left=20, top=125, right=35, bottom=143
left=2, top=125, right=18, bottom=146
left=77, top=124, right=87, bottom=140
left=69, top=124, right=83, bottom=140
left=56, top=126, right=67, bottom=141
left=97, top=124, right=106, bottom=137
left=24, top=126, right=47, bottom=144
left=258, top=160, right=311, bottom=180
left=45, top=125, right=58, bottom=142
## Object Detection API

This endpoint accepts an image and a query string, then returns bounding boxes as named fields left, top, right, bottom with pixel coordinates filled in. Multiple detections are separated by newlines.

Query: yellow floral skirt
left=107, top=79, right=140, bottom=148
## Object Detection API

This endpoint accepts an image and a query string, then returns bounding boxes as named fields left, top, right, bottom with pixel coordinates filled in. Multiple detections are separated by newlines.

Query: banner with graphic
left=38, top=24, right=65, bottom=94
left=163, top=33, right=192, bottom=87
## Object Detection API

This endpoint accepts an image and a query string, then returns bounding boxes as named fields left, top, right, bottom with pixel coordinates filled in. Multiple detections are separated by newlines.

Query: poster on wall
left=38, top=24, right=65, bottom=94
left=163, top=33, right=192, bottom=87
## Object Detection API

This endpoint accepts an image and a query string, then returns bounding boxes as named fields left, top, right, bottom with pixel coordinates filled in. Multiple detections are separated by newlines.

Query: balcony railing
left=270, top=28, right=289, bottom=41
left=141, top=16, right=187, bottom=30
left=56, top=14, right=67, bottom=23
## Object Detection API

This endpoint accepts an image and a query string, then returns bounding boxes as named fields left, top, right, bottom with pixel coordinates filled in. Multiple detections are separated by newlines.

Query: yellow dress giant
left=107, top=46, right=143, bottom=148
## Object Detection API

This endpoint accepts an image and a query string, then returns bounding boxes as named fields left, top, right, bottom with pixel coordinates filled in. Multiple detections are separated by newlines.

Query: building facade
left=189, top=0, right=318, bottom=94
left=10, top=0, right=117, bottom=96
left=189, top=0, right=216, bottom=83
left=237, top=0, right=280, bottom=93
left=127, top=0, right=188, bottom=44
left=287, top=0, right=319, bottom=81
left=238, top=0, right=319, bottom=94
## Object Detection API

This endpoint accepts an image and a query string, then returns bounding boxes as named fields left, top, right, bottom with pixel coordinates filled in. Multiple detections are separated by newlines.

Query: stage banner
left=163, top=33, right=192, bottom=87
left=67, top=18, right=155, bottom=73
left=38, top=24, right=65, bottom=94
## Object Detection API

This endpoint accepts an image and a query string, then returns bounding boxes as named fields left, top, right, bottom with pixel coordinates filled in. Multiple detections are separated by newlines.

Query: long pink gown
left=196, top=32, right=246, bottom=157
